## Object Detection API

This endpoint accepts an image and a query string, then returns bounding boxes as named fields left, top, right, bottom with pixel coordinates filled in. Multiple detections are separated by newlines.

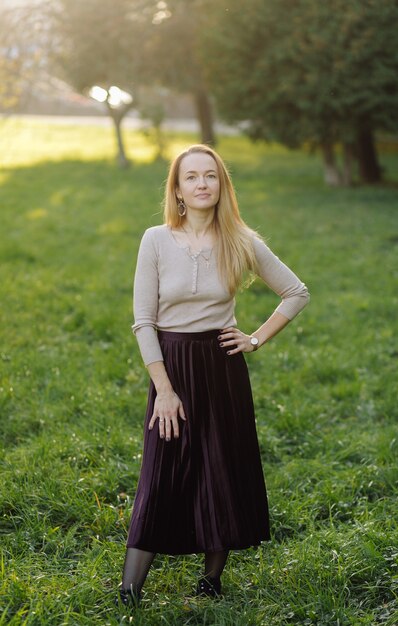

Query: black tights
left=121, top=547, right=229, bottom=593
left=204, top=549, right=229, bottom=579
left=121, top=548, right=156, bottom=595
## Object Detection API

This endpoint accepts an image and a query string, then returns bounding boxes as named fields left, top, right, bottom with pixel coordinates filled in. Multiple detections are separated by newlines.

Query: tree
left=203, top=0, right=398, bottom=185
left=0, top=3, right=42, bottom=114
left=48, top=0, right=217, bottom=162
left=135, top=0, right=217, bottom=145
left=48, top=0, right=150, bottom=167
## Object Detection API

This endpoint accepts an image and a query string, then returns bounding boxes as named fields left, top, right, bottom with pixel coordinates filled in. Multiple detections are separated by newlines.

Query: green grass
left=1, top=118, right=398, bottom=625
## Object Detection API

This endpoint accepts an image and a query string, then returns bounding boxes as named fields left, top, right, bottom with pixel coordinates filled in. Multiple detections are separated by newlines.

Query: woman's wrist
left=249, top=335, right=260, bottom=351
left=147, top=361, right=174, bottom=395
left=155, top=383, right=174, bottom=396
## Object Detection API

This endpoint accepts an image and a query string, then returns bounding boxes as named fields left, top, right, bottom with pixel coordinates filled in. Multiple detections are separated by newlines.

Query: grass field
left=0, top=118, right=398, bottom=625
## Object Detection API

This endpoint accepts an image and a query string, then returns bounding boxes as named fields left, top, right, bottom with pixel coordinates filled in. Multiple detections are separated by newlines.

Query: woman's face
left=177, top=152, right=220, bottom=212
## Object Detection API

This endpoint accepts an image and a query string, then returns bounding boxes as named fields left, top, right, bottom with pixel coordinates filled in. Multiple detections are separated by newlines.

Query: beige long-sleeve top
left=132, top=225, right=309, bottom=365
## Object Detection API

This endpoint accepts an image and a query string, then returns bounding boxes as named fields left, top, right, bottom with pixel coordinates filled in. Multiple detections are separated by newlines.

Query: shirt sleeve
left=131, top=229, right=164, bottom=366
left=252, top=236, right=310, bottom=319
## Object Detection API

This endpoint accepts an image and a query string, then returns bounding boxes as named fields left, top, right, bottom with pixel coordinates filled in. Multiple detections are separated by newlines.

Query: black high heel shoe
left=195, top=576, right=222, bottom=598
left=115, top=586, right=141, bottom=609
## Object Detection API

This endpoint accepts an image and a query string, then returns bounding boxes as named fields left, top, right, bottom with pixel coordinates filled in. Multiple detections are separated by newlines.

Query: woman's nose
left=197, top=176, right=207, bottom=187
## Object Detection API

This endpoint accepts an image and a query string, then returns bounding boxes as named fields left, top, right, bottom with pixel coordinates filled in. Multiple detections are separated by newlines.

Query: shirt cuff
left=133, top=325, right=164, bottom=366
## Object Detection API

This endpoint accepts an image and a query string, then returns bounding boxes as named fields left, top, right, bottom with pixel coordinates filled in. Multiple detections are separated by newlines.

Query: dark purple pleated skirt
left=126, top=329, right=270, bottom=555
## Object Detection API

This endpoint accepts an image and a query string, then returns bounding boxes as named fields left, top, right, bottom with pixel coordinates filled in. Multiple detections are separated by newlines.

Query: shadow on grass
left=0, top=158, right=168, bottom=227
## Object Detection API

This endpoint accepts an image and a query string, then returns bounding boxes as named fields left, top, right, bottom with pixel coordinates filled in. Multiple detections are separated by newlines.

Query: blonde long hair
left=163, top=144, right=259, bottom=294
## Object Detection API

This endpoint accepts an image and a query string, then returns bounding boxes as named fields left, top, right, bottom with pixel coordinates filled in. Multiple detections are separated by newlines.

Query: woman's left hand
left=218, top=327, right=256, bottom=355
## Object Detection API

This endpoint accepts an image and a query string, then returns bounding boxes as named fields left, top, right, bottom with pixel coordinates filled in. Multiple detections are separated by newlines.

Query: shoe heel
left=115, top=587, right=141, bottom=609
left=195, top=576, right=222, bottom=597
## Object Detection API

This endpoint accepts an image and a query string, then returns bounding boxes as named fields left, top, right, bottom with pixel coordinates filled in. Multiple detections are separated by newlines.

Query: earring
left=177, top=198, right=187, bottom=217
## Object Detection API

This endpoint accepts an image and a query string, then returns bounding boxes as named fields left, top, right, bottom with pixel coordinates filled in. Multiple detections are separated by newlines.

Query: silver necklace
left=181, top=225, right=213, bottom=268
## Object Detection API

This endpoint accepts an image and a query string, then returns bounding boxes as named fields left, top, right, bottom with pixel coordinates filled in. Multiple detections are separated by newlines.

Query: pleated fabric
left=126, top=329, right=271, bottom=555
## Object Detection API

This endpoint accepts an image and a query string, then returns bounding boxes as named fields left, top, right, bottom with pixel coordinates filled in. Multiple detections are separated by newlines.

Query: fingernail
left=220, top=343, right=224, bottom=347
left=166, top=437, right=170, bottom=441
left=217, top=335, right=222, bottom=339
left=227, top=351, right=231, bottom=355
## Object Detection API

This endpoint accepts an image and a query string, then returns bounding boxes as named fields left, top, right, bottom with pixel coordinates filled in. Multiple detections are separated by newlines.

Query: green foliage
left=0, top=120, right=398, bottom=624
left=203, top=0, right=398, bottom=146
left=139, top=99, right=167, bottom=161
left=139, top=0, right=213, bottom=90
left=49, top=0, right=146, bottom=94
left=135, top=0, right=217, bottom=143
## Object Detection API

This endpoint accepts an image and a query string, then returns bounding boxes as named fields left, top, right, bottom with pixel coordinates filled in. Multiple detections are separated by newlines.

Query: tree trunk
left=194, top=88, right=216, bottom=146
left=113, top=114, right=129, bottom=168
left=105, top=100, right=133, bottom=168
left=321, top=142, right=342, bottom=186
left=356, top=128, right=382, bottom=183
left=342, top=142, right=354, bottom=187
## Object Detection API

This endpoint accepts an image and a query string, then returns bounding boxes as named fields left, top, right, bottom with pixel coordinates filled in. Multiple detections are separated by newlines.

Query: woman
left=117, top=144, right=309, bottom=607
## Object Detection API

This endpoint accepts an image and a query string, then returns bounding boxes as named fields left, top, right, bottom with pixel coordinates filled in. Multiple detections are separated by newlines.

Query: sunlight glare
left=108, top=86, right=133, bottom=107
left=26, top=208, right=48, bottom=220
left=89, top=85, right=133, bottom=107
left=153, top=2, right=171, bottom=24
left=89, top=86, right=107, bottom=103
